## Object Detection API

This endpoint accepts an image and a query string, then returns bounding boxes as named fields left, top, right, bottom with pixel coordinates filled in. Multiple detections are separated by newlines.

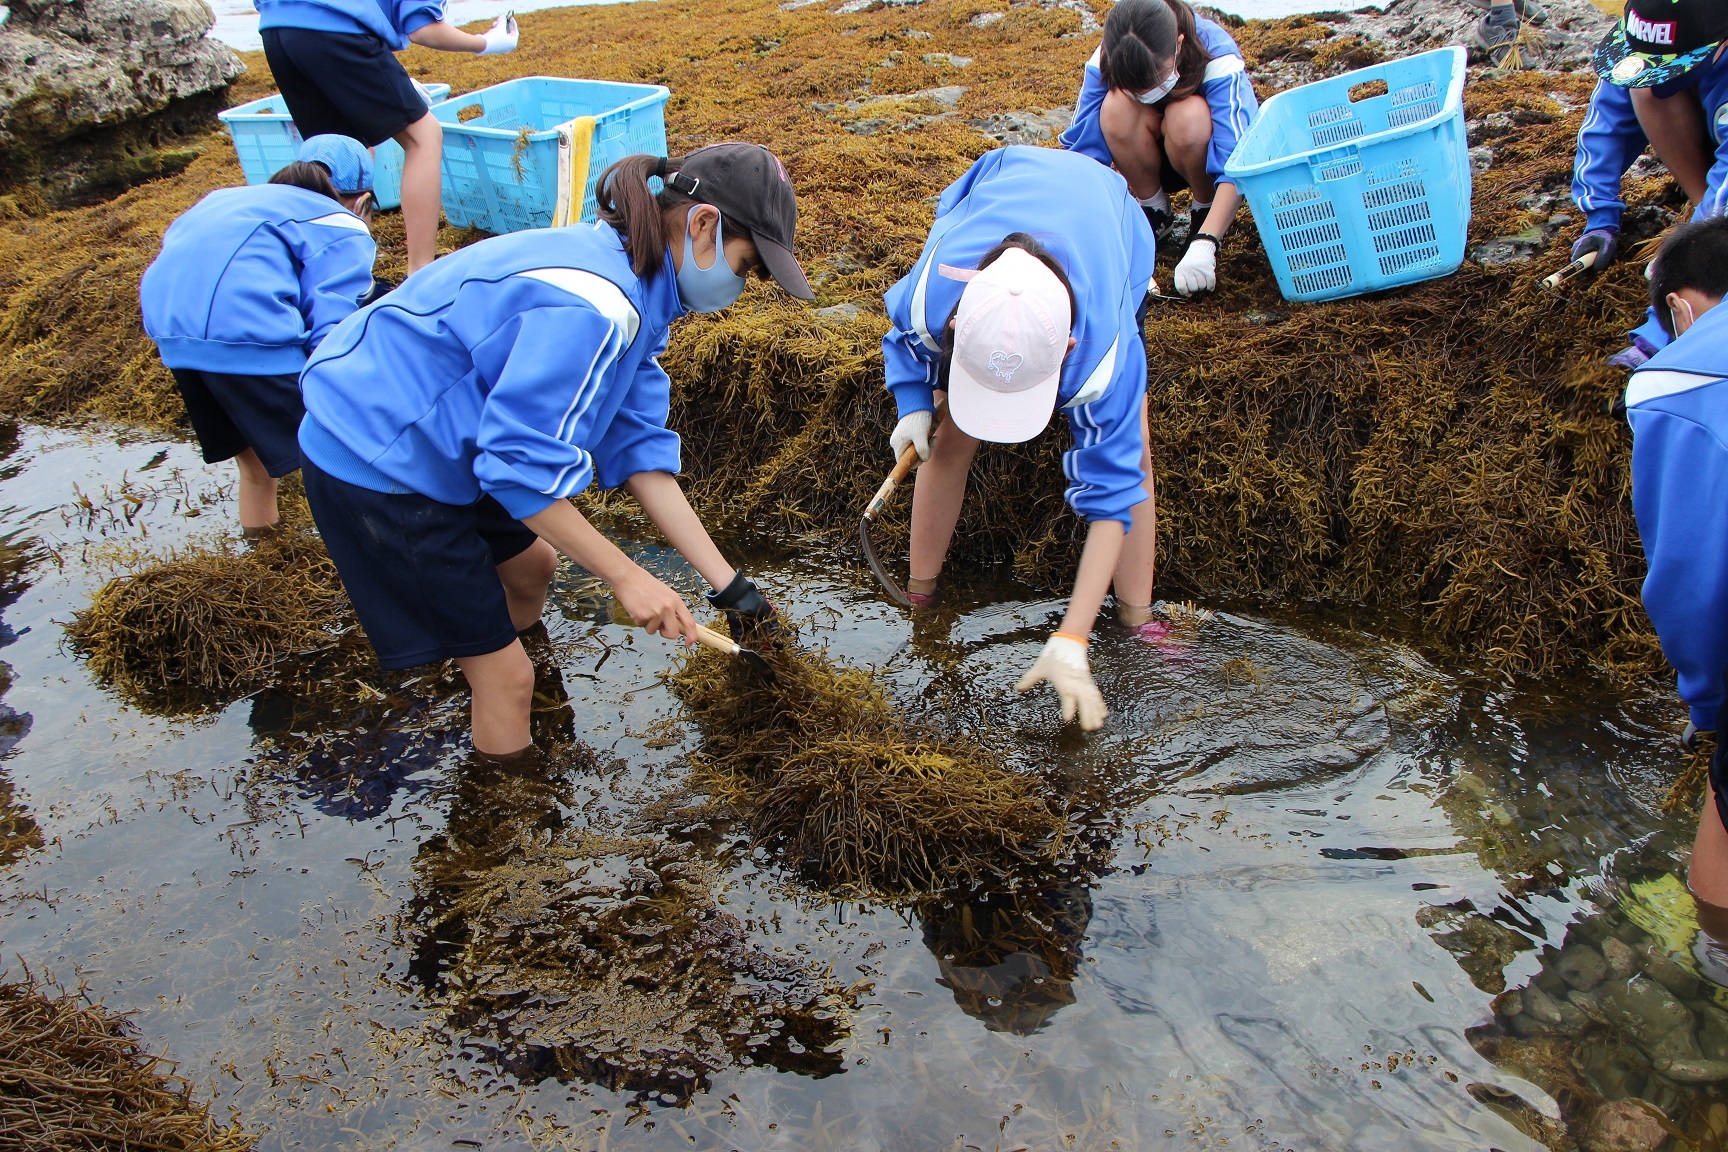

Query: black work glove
left=1571, top=227, right=1620, bottom=274
left=707, top=571, right=780, bottom=643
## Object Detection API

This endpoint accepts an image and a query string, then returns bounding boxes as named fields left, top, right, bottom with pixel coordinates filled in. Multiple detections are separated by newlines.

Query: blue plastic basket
left=1224, top=47, right=1470, bottom=303
left=431, top=77, right=671, bottom=234
left=217, top=84, right=452, bottom=211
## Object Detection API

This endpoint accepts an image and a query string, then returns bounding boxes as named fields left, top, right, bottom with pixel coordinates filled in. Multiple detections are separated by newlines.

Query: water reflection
left=919, top=883, right=1093, bottom=1035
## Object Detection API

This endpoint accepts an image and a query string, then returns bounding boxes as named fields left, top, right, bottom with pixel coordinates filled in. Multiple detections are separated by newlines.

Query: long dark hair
left=937, top=233, right=1078, bottom=388
left=1098, top=0, right=1211, bottom=104
left=595, top=152, right=748, bottom=280
left=268, top=160, right=341, bottom=201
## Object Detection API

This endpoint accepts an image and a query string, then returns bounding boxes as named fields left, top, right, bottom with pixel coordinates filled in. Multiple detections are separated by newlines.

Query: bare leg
left=1160, top=94, right=1216, bottom=205
left=395, top=111, right=444, bottom=274
left=496, top=538, right=559, bottom=632
left=908, top=405, right=981, bottom=583
left=1099, top=88, right=1169, bottom=201
left=1692, top=783, right=1728, bottom=940
left=1631, top=87, right=1712, bottom=206
left=1112, top=396, right=1157, bottom=618
left=234, top=447, right=280, bottom=531
left=456, top=640, right=535, bottom=757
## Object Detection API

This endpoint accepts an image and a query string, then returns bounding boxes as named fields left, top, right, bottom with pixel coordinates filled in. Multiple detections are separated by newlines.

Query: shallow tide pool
left=0, top=423, right=1714, bottom=1150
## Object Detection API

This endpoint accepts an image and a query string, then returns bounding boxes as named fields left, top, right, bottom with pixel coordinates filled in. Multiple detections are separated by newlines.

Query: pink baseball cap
left=945, top=247, right=1073, bottom=444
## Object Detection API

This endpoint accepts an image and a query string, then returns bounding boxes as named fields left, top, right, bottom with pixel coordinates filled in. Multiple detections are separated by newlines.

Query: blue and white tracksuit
left=1572, top=54, right=1728, bottom=350
left=1059, top=14, right=1259, bottom=191
left=884, top=146, right=1156, bottom=527
left=298, top=222, right=684, bottom=522
left=1626, top=302, right=1728, bottom=730
left=139, top=184, right=376, bottom=375
left=256, top=0, right=446, bottom=50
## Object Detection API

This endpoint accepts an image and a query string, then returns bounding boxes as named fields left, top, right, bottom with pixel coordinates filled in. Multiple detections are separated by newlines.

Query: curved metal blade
left=860, top=512, right=911, bottom=607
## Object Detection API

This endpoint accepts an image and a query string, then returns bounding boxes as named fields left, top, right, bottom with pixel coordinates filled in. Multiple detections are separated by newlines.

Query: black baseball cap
left=665, top=143, right=814, bottom=301
left=1594, top=0, right=1728, bottom=87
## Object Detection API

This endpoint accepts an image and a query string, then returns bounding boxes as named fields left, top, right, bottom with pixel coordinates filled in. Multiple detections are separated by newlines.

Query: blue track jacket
left=883, top=147, right=1156, bottom=527
left=1572, top=56, right=1728, bottom=351
left=140, top=184, right=376, bottom=376
left=1059, top=15, right=1259, bottom=190
left=298, top=222, right=684, bottom=522
left=257, top=0, right=446, bottom=50
left=1627, top=302, right=1728, bottom=730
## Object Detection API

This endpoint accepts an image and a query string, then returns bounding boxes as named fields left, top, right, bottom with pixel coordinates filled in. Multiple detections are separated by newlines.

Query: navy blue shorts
left=301, top=459, right=541, bottom=669
left=261, top=27, right=431, bottom=148
left=170, top=368, right=304, bottom=477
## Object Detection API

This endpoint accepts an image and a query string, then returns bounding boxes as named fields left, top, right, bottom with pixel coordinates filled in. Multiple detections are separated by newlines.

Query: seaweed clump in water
left=671, top=641, right=1064, bottom=898
left=410, top=746, right=854, bottom=1100
left=0, top=975, right=253, bottom=1151
left=67, top=512, right=355, bottom=710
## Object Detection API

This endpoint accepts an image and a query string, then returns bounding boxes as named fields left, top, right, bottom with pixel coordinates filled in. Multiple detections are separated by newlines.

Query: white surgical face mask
left=1135, top=68, right=1179, bottom=104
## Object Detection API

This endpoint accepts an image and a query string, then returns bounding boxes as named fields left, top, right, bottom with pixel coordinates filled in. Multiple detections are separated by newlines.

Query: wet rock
left=1602, top=937, right=1641, bottom=981
left=966, top=108, right=1070, bottom=146
left=1468, top=146, right=1493, bottom=175
left=970, top=11, right=1004, bottom=27
left=1568, top=987, right=1607, bottom=1023
left=1557, top=943, right=1608, bottom=992
left=1642, top=945, right=1705, bottom=1002
left=1581, top=1099, right=1670, bottom=1152
left=815, top=303, right=862, bottom=323
left=921, top=52, right=971, bottom=67
left=1244, top=310, right=1288, bottom=327
left=1600, top=975, right=1697, bottom=1057
left=1655, top=1057, right=1728, bottom=1083
left=1523, top=984, right=1565, bottom=1026
left=1493, top=989, right=1524, bottom=1018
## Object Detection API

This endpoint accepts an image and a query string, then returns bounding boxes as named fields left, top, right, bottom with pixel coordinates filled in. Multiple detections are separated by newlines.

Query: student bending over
left=140, top=136, right=378, bottom=534
left=296, top=145, right=811, bottom=759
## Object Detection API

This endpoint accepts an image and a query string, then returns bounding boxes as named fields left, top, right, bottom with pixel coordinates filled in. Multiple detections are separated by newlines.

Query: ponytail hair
left=268, top=160, right=341, bottom=202
left=595, top=152, right=747, bottom=281
left=1099, top=0, right=1212, bottom=104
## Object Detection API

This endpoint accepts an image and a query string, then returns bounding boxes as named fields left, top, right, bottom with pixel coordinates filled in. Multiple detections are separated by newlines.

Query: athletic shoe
left=1472, top=5, right=1526, bottom=68
left=1466, top=0, right=1547, bottom=25
left=1143, top=205, right=1174, bottom=245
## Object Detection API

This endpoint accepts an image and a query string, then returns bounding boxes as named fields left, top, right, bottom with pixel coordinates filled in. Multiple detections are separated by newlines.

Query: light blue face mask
left=676, top=209, right=746, bottom=313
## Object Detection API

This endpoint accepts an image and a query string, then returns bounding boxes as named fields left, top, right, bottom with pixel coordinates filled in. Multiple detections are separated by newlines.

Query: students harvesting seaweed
left=883, top=146, right=1157, bottom=733
left=139, top=136, right=378, bottom=535
left=1623, top=215, right=1728, bottom=970
left=1059, top=0, right=1257, bottom=297
left=296, top=145, right=810, bottom=759
left=255, top=0, right=520, bottom=275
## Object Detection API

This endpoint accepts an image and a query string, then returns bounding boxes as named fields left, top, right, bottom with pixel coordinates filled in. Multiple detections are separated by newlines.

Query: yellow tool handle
left=693, top=623, right=739, bottom=655
left=1540, top=248, right=1598, bottom=290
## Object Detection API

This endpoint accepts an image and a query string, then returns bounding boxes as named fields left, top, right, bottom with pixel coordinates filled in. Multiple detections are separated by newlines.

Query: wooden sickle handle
left=693, top=623, right=740, bottom=655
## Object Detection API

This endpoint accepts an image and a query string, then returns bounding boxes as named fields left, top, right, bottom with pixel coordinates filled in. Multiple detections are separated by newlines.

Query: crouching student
left=1570, top=0, right=1728, bottom=367
left=1059, top=0, right=1257, bottom=296
left=255, top=0, right=520, bottom=275
left=1623, top=215, right=1728, bottom=962
left=884, top=146, right=1157, bottom=733
left=140, top=136, right=378, bottom=535
left=297, top=145, right=812, bottom=759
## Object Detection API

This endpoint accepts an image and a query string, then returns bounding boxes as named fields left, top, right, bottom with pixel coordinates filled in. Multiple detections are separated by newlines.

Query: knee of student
left=1161, top=96, right=1213, bottom=157
left=503, top=539, right=559, bottom=591
left=1100, top=88, right=1160, bottom=151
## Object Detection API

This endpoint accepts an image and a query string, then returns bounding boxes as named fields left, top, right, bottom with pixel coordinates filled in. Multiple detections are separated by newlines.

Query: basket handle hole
left=1348, top=79, right=1389, bottom=103
left=457, top=104, right=486, bottom=123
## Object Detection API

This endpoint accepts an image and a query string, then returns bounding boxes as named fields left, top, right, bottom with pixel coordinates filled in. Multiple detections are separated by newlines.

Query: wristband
left=1190, top=232, right=1222, bottom=249
left=1053, top=631, right=1090, bottom=647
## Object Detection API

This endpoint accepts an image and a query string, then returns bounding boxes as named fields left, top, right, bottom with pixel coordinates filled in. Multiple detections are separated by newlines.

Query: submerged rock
left=1581, top=1099, right=1669, bottom=1152
left=1602, top=936, right=1641, bottom=981
left=1558, top=942, right=1609, bottom=991
left=0, top=0, right=241, bottom=203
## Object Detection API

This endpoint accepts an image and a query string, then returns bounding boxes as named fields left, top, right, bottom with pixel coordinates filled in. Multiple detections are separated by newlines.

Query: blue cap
left=296, top=135, right=374, bottom=194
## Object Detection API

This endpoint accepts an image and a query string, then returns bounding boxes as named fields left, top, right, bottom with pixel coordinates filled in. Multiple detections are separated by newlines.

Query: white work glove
left=1016, top=634, right=1107, bottom=731
left=1173, top=236, right=1218, bottom=297
left=478, top=13, right=519, bottom=55
left=890, top=410, right=933, bottom=462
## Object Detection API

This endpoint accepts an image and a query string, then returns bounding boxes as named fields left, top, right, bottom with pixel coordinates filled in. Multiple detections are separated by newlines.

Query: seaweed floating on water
left=0, top=973, right=253, bottom=1151
left=66, top=508, right=358, bottom=712
left=408, top=745, right=854, bottom=1101
left=671, top=638, right=1064, bottom=898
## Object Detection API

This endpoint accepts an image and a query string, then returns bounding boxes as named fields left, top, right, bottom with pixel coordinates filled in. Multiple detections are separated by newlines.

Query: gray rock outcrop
left=0, top=0, right=242, bottom=202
